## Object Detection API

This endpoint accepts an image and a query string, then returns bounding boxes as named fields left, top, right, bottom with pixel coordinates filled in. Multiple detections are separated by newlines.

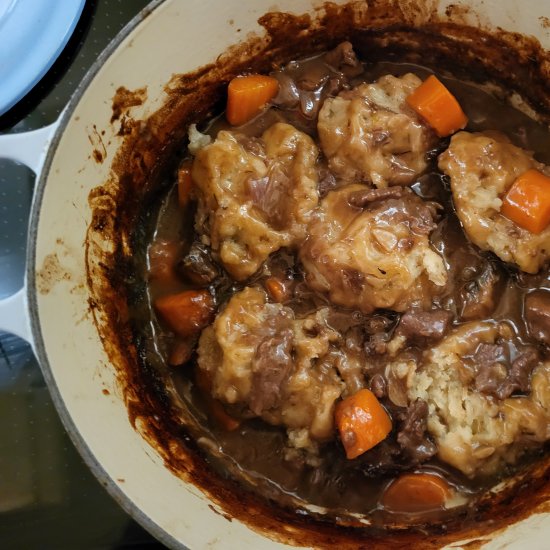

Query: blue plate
left=0, top=0, right=86, bottom=115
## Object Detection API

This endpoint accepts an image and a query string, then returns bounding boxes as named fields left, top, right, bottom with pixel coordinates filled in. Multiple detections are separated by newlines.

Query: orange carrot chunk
left=208, top=398, right=241, bottom=431
left=382, top=473, right=452, bottom=513
left=226, top=75, right=279, bottom=126
left=265, top=277, right=288, bottom=303
left=501, top=169, right=550, bottom=234
left=154, top=290, right=214, bottom=337
left=335, top=388, right=392, bottom=459
left=406, top=75, right=468, bottom=137
left=167, top=338, right=195, bottom=367
left=178, top=162, right=193, bottom=208
left=195, top=368, right=241, bottom=431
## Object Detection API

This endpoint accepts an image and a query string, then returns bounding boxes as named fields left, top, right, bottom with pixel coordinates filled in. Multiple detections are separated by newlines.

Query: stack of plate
left=0, top=0, right=85, bottom=115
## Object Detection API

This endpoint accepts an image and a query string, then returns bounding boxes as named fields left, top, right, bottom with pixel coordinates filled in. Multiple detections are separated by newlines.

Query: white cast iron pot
left=2, top=0, right=550, bottom=548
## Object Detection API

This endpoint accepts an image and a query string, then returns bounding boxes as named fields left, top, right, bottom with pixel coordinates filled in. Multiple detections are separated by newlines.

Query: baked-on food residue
left=110, top=85, right=147, bottom=123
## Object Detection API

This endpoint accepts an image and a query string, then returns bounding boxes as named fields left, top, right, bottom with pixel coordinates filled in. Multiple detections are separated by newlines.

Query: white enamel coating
left=13, top=0, right=550, bottom=548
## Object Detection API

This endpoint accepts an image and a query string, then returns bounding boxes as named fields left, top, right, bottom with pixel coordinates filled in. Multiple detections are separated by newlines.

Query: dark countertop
left=0, top=1, right=166, bottom=548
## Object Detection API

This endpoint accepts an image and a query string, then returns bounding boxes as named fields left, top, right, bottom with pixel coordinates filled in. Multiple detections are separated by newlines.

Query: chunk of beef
left=178, top=241, right=219, bottom=286
left=473, top=343, right=539, bottom=399
left=299, top=91, right=324, bottom=120
left=249, top=329, right=293, bottom=415
left=385, top=359, right=417, bottom=407
left=365, top=315, right=397, bottom=334
left=246, top=164, right=290, bottom=230
left=352, top=187, right=442, bottom=236
left=365, top=333, right=390, bottom=355
left=357, top=408, right=435, bottom=475
left=167, top=338, right=195, bottom=367
left=237, top=135, right=267, bottom=158
left=329, top=345, right=366, bottom=397
left=273, top=60, right=347, bottom=121
left=323, top=41, right=363, bottom=77
left=396, top=400, right=437, bottom=463
left=363, top=314, right=396, bottom=356
left=148, top=239, right=183, bottom=286
left=474, top=362, right=508, bottom=396
left=325, top=309, right=365, bottom=334
left=357, top=439, right=404, bottom=476
left=511, top=348, right=540, bottom=392
left=395, top=309, right=452, bottom=343
left=525, top=290, right=550, bottom=345
left=460, top=262, right=502, bottom=320
left=472, top=343, right=507, bottom=396
left=317, top=166, right=337, bottom=196
left=272, top=73, right=300, bottom=108
left=370, top=374, right=387, bottom=399
left=297, top=64, right=330, bottom=91
left=474, top=342, right=506, bottom=366
left=347, top=186, right=406, bottom=208
left=496, top=348, right=540, bottom=399
left=324, top=75, right=348, bottom=97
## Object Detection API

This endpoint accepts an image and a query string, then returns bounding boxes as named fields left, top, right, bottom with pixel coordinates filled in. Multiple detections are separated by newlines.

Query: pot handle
left=0, top=121, right=59, bottom=173
left=0, top=289, right=31, bottom=342
left=0, top=121, right=60, bottom=344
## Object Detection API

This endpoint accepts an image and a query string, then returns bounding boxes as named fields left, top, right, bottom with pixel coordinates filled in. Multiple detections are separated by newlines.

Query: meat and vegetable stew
left=135, top=42, right=550, bottom=523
